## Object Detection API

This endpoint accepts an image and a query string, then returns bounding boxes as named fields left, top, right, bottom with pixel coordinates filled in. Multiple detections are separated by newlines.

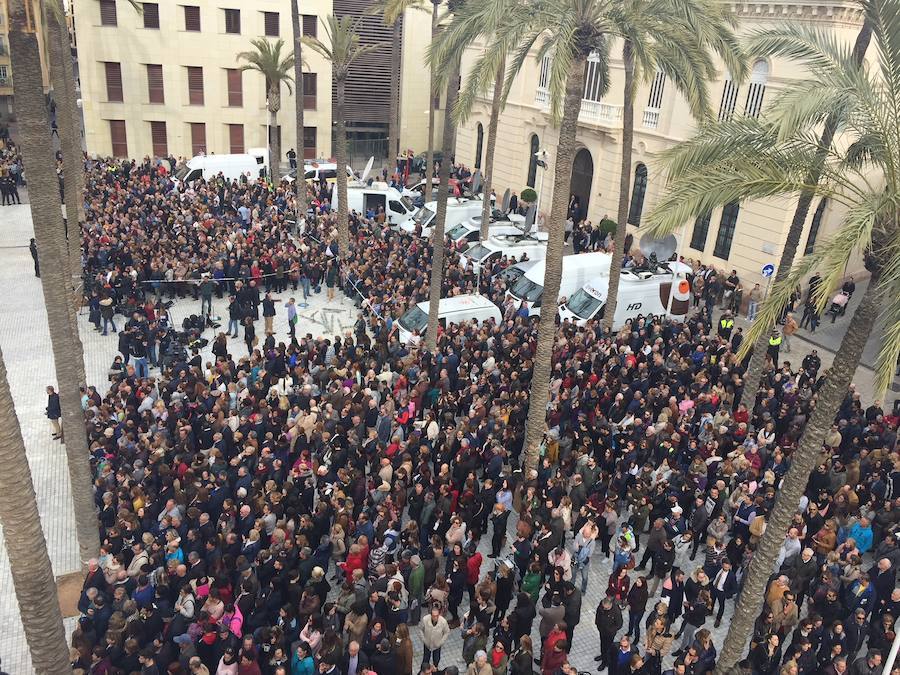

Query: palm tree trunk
left=479, top=53, right=505, bottom=241
left=424, top=56, right=461, bottom=349
left=603, top=40, right=635, bottom=333
left=8, top=0, right=100, bottom=565
left=716, top=277, right=882, bottom=673
left=0, top=345, right=71, bottom=673
left=290, top=0, right=307, bottom=220
left=521, top=58, right=587, bottom=473
left=45, top=3, right=86, bottom=388
left=737, top=21, right=872, bottom=411
left=269, top=97, right=281, bottom=184
left=424, top=0, right=439, bottom=205
left=335, top=76, right=350, bottom=253
left=388, top=19, right=401, bottom=165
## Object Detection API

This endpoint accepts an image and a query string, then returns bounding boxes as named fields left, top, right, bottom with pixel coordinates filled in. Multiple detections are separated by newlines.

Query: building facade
left=71, top=0, right=437, bottom=167
left=453, top=1, right=866, bottom=285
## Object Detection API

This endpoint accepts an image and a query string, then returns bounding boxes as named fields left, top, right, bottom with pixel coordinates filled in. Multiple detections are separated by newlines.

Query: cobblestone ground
left=0, top=202, right=884, bottom=673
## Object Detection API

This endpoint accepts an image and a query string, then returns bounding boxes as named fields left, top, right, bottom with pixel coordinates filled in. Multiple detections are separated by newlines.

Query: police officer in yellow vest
left=718, top=311, right=735, bottom=340
left=767, top=329, right=783, bottom=363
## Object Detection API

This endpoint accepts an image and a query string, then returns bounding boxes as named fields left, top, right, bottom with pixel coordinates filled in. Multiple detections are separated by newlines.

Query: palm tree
left=290, top=0, right=308, bottom=221
left=733, top=21, right=872, bottom=411
left=458, top=0, right=744, bottom=470
left=423, top=0, right=470, bottom=349
left=303, top=16, right=380, bottom=253
left=599, top=0, right=747, bottom=333
left=238, top=38, right=295, bottom=182
left=424, top=0, right=441, bottom=204
left=367, top=0, right=429, bottom=164
left=9, top=0, right=100, bottom=564
left=643, top=1, right=900, bottom=668
left=0, top=343, right=71, bottom=673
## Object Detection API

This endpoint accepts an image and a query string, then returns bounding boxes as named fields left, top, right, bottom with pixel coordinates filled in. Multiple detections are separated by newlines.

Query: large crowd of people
left=66, top=156, right=899, bottom=675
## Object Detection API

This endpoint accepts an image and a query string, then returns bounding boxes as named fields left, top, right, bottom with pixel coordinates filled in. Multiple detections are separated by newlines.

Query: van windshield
left=447, top=224, right=470, bottom=240
left=413, top=205, right=434, bottom=226
left=465, top=244, right=492, bottom=262
left=400, top=195, right=415, bottom=212
left=567, top=288, right=604, bottom=319
left=510, top=277, right=543, bottom=305
left=174, top=165, right=190, bottom=180
left=398, top=306, right=428, bottom=333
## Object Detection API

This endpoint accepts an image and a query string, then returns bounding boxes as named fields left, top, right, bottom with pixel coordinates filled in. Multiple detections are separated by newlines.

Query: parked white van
left=446, top=214, right=530, bottom=248
left=400, top=196, right=492, bottom=237
left=558, top=262, right=694, bottom=327
left=175, top=150, right=270, bottom=184
left=396, top=294, right=502, bottom=344
left=459, top=231, right=549, bottom=272
left=505, top=251, right=612, bottom=317
left=332, top=182, right=417, bottom=225
left=295, top=162, right=354, bottom=184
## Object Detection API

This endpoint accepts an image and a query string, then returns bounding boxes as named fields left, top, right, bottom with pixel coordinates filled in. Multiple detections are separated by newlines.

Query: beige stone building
left=453, top=1, right=866, bottom=286
left=71, top=0, right=438, bottom=166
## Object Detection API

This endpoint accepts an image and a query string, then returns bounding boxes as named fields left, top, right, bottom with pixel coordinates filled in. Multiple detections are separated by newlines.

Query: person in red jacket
left=540, top=636, right=568, bottom=675
left=466, top=551, right=483, bottom=605
left=341, top=543, right=366, bottom=584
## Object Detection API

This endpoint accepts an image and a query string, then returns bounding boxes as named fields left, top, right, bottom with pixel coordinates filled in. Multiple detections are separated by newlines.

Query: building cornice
left=728, top=1, right=864, bottom=26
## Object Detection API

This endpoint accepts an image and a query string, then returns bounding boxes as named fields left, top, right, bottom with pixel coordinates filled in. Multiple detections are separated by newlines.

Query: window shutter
left=228, top=124, right=245, bottom=154
left=263, top=11, right=279, bottom=36
left=143, top=3, right=159, bottom=28
left=302, top=72, right=316, bottom=110
left=104, top=62, right=123, bottom=102
left=109, top=120, right=127, bottom=157
left=150, top=121, right=167, bottom=156
left=147, top=64, right=164, bottom=103
left=183, top=6, right=200, bottom=31
left=224, top=8, right=240, bottom=34
left=190, top=122, right=206, bottom=155
left=99, top=0, right=117, bottom=26
left=226, top=68, right=242, bottom=107
left=303, top=126, right=316, bottom=159
left=302, top=15, right=316, bottom=37
left=187, top=66, right=204, bottom=105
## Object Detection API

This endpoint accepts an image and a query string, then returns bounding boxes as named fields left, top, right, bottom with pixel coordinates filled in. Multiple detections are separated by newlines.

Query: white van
left=505, top=251, right=612, bottom=317
left=459, top=232, right=549, bottom=272
left=495, top=259, right=541, bottom=285
left=400, top=196, right=493, bottom=237
left=396, top=294, right=502, bottom=344
left=174, top=151, right=270, bottom=184
left=446, top=215, right=529, bottom=248
left=559, top=262, right=694, bottom=327
left=332, top=182, right=417, bottom=225
left=298, top=162, right=354, bottom=184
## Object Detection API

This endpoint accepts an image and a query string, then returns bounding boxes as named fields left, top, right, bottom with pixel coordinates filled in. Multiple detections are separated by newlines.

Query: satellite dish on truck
left=501, top=188, right=511, bottom=213
left=359, top=156, right=375, bottom=185
left=470, top=170, right=483, bottom=196
left=639, top=233, right=678, bottom=260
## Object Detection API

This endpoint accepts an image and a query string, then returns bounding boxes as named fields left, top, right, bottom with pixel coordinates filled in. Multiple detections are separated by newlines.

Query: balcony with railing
left=642, top=107, right=661, bottom=129
left=580, top=99, right=623, bottom=125
left=534, top=87, right=550, bottom=107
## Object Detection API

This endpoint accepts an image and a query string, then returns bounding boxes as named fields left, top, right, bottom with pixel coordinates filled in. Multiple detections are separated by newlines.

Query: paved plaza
left=0, top=201, right=890, bottom=673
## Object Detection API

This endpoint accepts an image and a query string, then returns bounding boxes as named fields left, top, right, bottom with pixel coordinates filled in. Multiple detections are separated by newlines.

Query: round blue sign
left=762, top=264, right=775, bottom=278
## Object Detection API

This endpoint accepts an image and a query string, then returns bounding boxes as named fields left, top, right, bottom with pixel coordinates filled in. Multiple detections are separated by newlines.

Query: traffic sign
left=761, top=264, right=775, bottom=278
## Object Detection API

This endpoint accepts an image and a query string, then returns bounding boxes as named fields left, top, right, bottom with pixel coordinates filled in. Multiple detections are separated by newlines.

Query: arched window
left=690, top=212, right=711, bottom=252
left=474, top=123, right=484, bottom=169
left=627, top=163, right=648, bottom=226
left=526, top=133, right=540, bottom=188
left=804, top=198, right=827, bottom=255
left=744, top=60, right=769, bottom=118
left=713, top=202, right=740, bottom=259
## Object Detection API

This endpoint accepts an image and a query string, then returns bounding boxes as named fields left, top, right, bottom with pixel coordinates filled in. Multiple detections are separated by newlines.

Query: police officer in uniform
left=717, top=311, right=735, bottom=340
left=767, top=329, right=783, bottom=363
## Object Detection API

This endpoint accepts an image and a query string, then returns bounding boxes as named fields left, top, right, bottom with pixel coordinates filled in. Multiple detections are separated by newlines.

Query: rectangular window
left=183, top=5, right=201, bottom=31
left=303, top=126, right=316, bottom=159
left=226, top=68, right=242, bottom=107
left=150, top=121, right=167, bottom=156
left=0, top=65, right=9, bottom=86
left=718, top=79, right=739, bottom=121
left=263, top=11, right=279, bottom=36
left=109, top=120, right=127, bottom=157
left=104, top=62, right=123, bottom=102
left=303, top=72, right=317, bottom=110
left=689, top=212, right=711, bottom=252
left=582, top=54, right=604, bottom=103
left=302, top=14, right=317, bottom=37
left=224, top=8, right=240, bottom=34
left=713, top=202, right=740, bottom=259
left=228, top=123, right=245, bottom=153
left=99, top=0, right=117, bottom=26
left=146, top=64, right=164, bottom=103
left=190, top=122, right=207, bottom=155
left=143, top=3, right=159, bottom=28
left=647, top=71, right=666, bottom=108
left=187, top=66, right=204, bottom=105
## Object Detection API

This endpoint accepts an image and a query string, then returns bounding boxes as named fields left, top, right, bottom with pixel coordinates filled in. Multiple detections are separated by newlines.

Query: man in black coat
left=340, top=641, right=369, bottom=675
left=46, top=385, right=62, bottom=439
left=594, top=595, right=624, bottom=670
left=369, top=639, right=393, bottom=675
